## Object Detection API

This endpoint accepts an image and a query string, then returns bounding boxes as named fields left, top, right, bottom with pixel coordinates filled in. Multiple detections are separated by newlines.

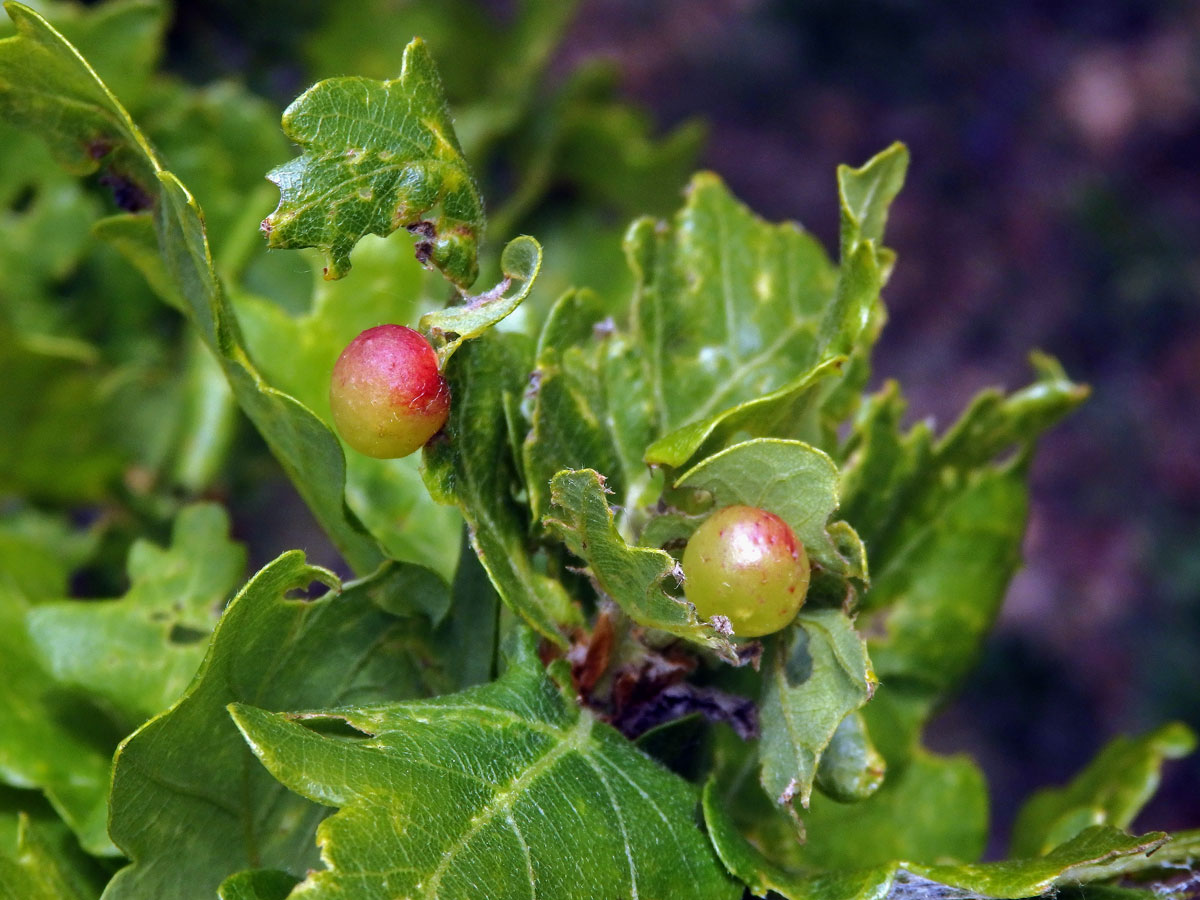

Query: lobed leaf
left=522, top=151, right=908, bottom=543
left=229, top=630, right=741, bottom=900
left=545, top=467, right=737, bottom=661
left=628, top=173, right=839, bottom=441
left=261, top=38, right=484, bottom=287
left=632, top=146, right=907, bottom=470
left=26, top=504, right=245, bottom=729
left=841, top=358, right=1088, bottom=753
left=105, top=555, right=450, bottom=900
left=842, top=356, right=1087, bottom=584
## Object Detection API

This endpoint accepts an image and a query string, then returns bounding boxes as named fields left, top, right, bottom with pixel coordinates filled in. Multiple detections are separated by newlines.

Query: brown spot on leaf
left=406, top=220, right=436, bottom=239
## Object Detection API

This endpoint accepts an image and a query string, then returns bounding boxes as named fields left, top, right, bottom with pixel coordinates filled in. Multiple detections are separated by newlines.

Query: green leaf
left=230, top=232, right=462, bottom=581
left=706, top=782, right=1174, bottom=900
left=644, top=356, right=846, bottom=469
left=836, top=141, right=909, bottom=259
left=545, top=468, right=737, bottom=661
left=228, top=630, right=741, bottom=900
left=843, top=357, right=1087, bottom=584
left=817, top=142, right=909, bottom=434
left=422, top=334, right=581, bottom=645
left=911, top=827, right=1168, bottom=899
left=523, top=289, right=624, bottom=521
left=864, top=464, right=1028, bottom=704
left=675, top=438, right=863, bottom=578
left=526, top=152, right=908, bottom=525
left=0, top=508, right=97, bottom=601
left=627, top=149, right=907, bottom=468
left=814, top=710, right=886, bottom=804
left=0, top=813, right=102, bottom=900
left=702, top=779, right=895, bottom=900
left=627, top=173, right=840, bottom=439
left=26, top=504, right=245, bottom=729
left=217, top=869, right=300, bottom=900
left=262, top=38, right=484, bottom=287
left=841, top=359, right=1087, bottom=751
left=0, top=1, right=160, bottom=195
left=0, top=586, right=114, bottom=855
left=420, top=233, right=543, bottom=365
left=104, top=557, right=450, bottom=900
left=1011, top=723, right=1197, bottom=858
left=758, top=609, right=877, bottom=808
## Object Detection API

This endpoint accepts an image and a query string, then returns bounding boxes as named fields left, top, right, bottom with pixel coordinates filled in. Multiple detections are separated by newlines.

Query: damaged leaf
left=261, top=38, right=484, bottom=287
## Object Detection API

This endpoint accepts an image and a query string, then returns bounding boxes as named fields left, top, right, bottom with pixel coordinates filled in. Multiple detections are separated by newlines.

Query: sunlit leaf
left=230, top=630, right=741, bottom=900
left=675, top=438, right=864, bottom=579
left=262, top=38, right=484, bottom=287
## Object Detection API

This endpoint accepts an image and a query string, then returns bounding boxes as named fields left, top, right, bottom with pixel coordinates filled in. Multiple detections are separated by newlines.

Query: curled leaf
left=420, top=234, right=542, bottom=365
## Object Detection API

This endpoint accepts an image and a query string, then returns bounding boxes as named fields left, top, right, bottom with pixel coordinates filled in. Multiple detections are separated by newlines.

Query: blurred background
left=562, top=0, right=1200, bottom=849
left=20, top=0, right=1200, bottom=855
left=555, top=0, right=1200, bottom=850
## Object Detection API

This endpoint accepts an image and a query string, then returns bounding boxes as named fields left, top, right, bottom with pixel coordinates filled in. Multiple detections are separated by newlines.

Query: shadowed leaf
left=104, top=556, right=450, bottom=900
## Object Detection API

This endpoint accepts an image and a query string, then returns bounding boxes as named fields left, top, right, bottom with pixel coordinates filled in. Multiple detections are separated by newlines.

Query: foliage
left=0, top=1, right=1193, bottom=898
